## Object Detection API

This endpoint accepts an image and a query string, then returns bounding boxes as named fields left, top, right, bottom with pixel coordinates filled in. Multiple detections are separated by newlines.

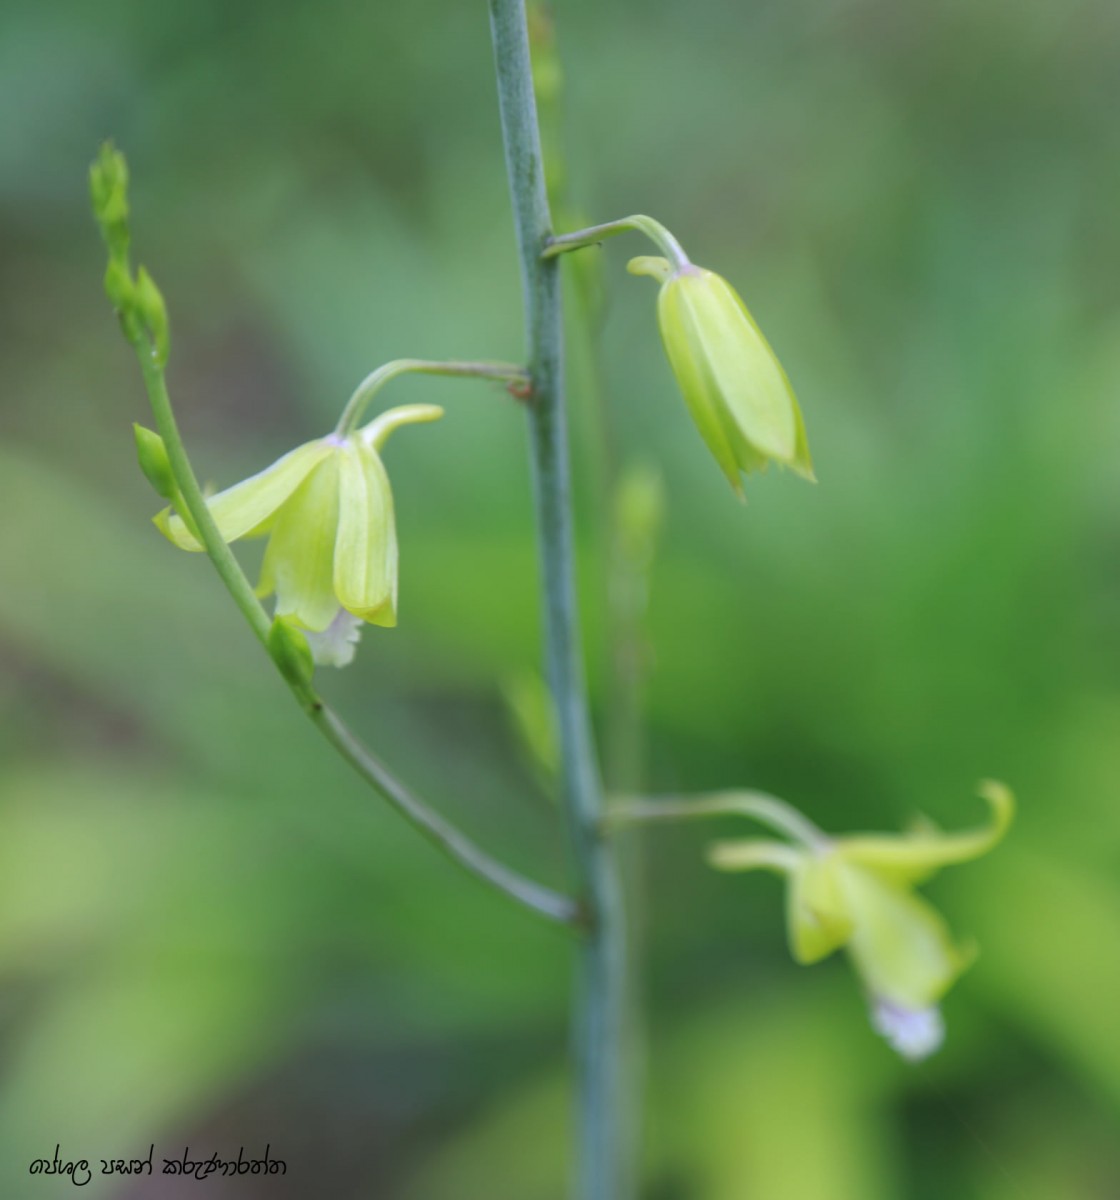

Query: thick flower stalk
left=708, top=781, right=1014, bottom=1060
left=155, top=405, right=442, bottom=666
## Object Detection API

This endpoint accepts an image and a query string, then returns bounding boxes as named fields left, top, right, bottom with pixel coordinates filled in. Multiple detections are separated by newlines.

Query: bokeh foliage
left=1, top=0, right=1119, bottom=1195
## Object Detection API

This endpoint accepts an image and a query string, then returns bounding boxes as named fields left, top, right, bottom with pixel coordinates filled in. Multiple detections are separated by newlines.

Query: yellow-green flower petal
left=709, top=840, right=854, bottom=966
left=838, top=781, right=1014, bottom=885
left=670, top=269, right=811, bottom=479
left=155, top=439, right=333, bottom=551
left=788, top=854, right=854, bottom=965
left=838, top=862, right=976, bottom=1009
left=657, top=276, right=752, bottom=494
left=258, top=454, right=341, bottom=632
left=333, top=442, right=397, bottom=627
left=678, top=269, right=797, bottom=460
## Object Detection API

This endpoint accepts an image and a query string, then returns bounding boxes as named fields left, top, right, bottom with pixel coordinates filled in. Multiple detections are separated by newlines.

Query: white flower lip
left=302, top=609, right=363, bottom=668
left=871, top=998, right=944, bottom=1062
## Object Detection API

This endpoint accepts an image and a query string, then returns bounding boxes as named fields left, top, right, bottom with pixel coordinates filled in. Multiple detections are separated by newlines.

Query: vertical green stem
left=488, top=2, right=630, bottom=1197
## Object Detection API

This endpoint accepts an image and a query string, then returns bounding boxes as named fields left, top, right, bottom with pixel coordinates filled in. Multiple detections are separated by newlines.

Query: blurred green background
left=2, top=0, right=1119, bottom=1195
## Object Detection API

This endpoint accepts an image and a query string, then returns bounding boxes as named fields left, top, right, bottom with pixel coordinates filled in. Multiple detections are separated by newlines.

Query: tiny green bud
left=103, top=258, right=136, bottom=311
left=135, top=266, right=170, bottom=365
left=90, top=142, right=131, bottom=261
left=133, top=424, right=176, bottom=499
left=89, top=142, right=129, bottom=216
left=268, top=615, right=316, bottom=689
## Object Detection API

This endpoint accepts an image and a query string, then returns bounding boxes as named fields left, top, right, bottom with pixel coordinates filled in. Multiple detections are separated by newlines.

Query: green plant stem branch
left=543, top=215, right=690, bottom=269
left=311, top=705, right=580, bottom=924
left=489, top=3, right=631, bottom=1198
left=604, top=791, right=830, bottom=848
left=139, top=348, right=274, bottom=647
left=135, top=342, right=577, bottom=927
left=335, top=358, right=530, bottom=435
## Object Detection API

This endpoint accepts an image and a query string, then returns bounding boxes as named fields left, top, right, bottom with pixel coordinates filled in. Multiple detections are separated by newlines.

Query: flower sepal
left=267, top=615, right=315, bottom=689
left=133, top=424, right=175, bottom=500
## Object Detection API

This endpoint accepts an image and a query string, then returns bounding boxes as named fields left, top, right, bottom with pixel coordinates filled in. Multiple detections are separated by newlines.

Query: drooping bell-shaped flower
left=155, top=404, right=442, bottom=667
left=708, top=782, right=1013, bottom=1060
left=629, top=255, right=813, bottom=496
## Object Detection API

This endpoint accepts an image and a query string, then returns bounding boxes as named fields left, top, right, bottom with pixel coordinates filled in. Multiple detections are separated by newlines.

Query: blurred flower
left=628, top=255, right=813, bottom=496
left=155, top=405, right=442, bottom=667
left=709, top=782, right=1014, bottom=1060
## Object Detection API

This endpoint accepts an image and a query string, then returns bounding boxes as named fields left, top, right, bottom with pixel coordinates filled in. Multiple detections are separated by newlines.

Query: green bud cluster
left=90, top=143, right=169, bottom=366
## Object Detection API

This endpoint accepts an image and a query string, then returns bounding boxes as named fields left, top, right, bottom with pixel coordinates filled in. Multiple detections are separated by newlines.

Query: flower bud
left=630, top=256, right=813, bottom=496
left=89, top=142, right=131, bottom=262
left=133, top=424, right=175, bottom=500
left=103, top=258, right=136, bottom=313
left=268, top=615, right=315, bottom=688
left=134, top=267, right=170, bottom=366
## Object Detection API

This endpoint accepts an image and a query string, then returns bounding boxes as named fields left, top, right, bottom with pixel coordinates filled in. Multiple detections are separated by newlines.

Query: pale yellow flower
left=155, top=405, right=441, bottom=666
left=709, top=782, right=1014, bottom=1059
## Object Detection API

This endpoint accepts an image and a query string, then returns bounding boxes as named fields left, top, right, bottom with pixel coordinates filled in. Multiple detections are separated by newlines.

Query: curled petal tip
left=977, top=779, right=1015, bottom=822
left=361, top=404, right=445, bottom=452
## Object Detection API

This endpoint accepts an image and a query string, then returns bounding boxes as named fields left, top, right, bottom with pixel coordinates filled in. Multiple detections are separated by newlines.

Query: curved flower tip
left=154, top=405, right=440, bottom=667
left=707, top=783, right=1013, bottom=1061
left=840, top=779, right=1014, bottom=884
left=631, top=254, right=813, bottom=494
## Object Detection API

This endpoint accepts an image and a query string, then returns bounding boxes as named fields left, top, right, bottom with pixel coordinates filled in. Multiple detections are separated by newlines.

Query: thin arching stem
left=335, top=358, right=529, bottom=435
left=543, top=215, right=691, bottom=270
left=312, top=705, right=581, bottom=924
left=604, top=791, right=830, bottom=849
